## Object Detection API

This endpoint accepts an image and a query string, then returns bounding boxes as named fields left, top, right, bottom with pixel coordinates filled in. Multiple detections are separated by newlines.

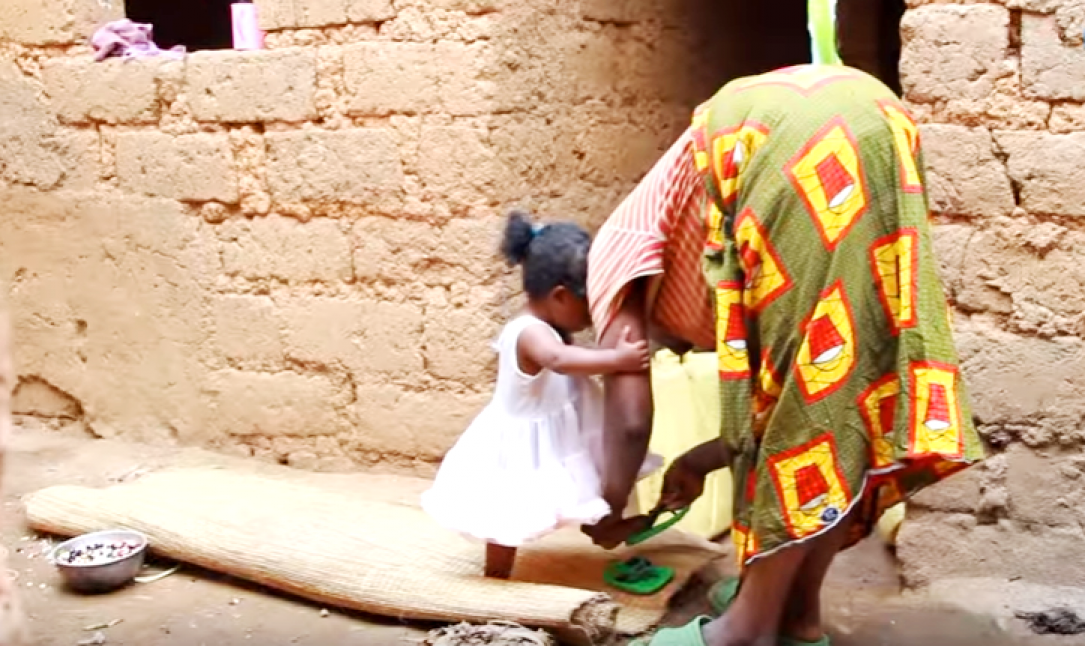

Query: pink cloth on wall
left=91, top=19, right=185, bottom=62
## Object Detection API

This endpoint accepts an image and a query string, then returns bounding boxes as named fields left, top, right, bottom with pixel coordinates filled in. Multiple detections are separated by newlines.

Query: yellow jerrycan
left=635, top=350, right=733, bottom=539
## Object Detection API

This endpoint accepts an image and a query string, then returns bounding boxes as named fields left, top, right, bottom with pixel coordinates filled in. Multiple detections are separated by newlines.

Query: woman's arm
left=676, top=438, right=732, bottom=475
left=518, top=324, right=649, bottom=377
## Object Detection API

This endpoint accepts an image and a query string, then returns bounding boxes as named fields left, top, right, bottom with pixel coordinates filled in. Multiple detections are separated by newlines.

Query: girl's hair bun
left=501, top=209, right=536, bottom=266
left=500, top=208, right=590, bottom=299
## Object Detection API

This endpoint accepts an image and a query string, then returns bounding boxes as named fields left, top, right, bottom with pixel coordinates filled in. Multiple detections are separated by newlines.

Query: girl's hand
left=613, top=326, right=650, bottom=373
left=658, top=455, right=709, bottom=511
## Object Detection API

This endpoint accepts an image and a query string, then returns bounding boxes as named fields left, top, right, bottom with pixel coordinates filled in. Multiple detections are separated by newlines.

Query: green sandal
left=632, top=616, right=710, bottom=646
left=631, top=615, right=830, bottom=646
left=626, top=507, right=691, bottom=546
left=705, top=577, right=831, bottom=646
left=603, top=556, right=675, bottom=596
left=706, top=576, right=740, bottom=615
left=780, top=638, right=831, bottom=646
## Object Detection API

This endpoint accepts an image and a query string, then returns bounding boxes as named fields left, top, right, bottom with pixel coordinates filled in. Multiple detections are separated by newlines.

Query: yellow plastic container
left=877, top=502, right=906, bottom=546
left=635, top=350, right=733, bottom=539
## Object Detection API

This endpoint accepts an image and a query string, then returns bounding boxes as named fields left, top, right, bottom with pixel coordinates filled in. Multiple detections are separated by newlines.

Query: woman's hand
left=658, top=456, right=709, bottom=512
left=582, top=514, right=653, bottom=550
left=657, top=440, right=732, bottom=511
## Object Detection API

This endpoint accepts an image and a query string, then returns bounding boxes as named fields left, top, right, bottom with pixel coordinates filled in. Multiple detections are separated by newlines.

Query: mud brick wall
left=0, top=0, right=731, bottom=473
left=3, top=0, right=1084, bottom=589
left=0, top=304, right=28, bottom=644
left=897, top=0, right=1085, bottom=588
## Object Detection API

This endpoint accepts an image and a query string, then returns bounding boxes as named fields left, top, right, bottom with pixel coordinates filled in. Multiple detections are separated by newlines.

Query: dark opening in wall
left=126, top=0, right=235, bottom=51
left=684, top=0, right=812, bottom=100
left=838, top=0, right=906, bottom=95
left=682, top=0, right=905, bottom=103
left=720, top=0, right=813, bottom=80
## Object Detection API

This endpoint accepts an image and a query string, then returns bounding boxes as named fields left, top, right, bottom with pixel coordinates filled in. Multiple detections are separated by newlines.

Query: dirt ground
left=3, top=427, right=1077, bottom=646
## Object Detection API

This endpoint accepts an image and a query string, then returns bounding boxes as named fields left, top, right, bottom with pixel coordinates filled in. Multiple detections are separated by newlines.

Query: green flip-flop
left=626, top=507, right=691, bottom=546
left=630, top=615, right=830, bottom=646
left=631, top=616, right=710, bottom=646
left=707, top=576, right=740, bottom=615
left=780, top=638, right=831, bottom=646
left=603, top=556, right=675, bottom=596
left=706, top=577, right=831, bottom=646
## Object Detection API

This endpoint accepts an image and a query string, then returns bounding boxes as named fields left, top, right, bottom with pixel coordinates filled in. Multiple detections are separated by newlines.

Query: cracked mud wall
left=897, top=0, right=1085, bottom=588
left=0, top=0, right=760, bottom=474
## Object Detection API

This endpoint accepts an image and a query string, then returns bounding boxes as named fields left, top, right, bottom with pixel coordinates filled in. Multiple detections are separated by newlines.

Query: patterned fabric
left=689, top=65, right=985, bottom=567
left=587, top=131, right=716, bottom=351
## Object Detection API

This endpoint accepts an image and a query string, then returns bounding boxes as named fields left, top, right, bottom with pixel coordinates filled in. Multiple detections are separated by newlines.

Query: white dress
left=422, top=315, right=662, bottom=547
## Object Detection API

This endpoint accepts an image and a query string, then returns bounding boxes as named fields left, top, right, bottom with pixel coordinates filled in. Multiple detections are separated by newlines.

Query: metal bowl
left=49, top=529, right=148, bottom=594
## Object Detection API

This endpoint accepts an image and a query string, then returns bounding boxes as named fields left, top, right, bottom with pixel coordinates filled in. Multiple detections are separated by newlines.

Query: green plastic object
left=604, top=556, right=676, bottom=596
left=626, top=507, right=690, bottom=546
left=808, top=0, right=842, bottom=66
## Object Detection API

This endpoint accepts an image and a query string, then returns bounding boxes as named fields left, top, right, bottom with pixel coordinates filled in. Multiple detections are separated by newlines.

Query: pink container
left=231, top=2, right=265, bottom=51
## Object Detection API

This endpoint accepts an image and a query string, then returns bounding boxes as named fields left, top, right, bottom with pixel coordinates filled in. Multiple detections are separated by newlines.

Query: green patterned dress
left=689, top=65, right=985, bottom=566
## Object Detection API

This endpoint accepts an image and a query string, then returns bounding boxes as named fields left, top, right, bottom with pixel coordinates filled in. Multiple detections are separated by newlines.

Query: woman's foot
left=777, top=638, right=830, bottom=646
left=631, top=616, right=775, bottom=646
left=777, top=608, right=828, bottom=645
left=777, top=618, right=826, bottom=644
left=702, top=614, right=776, bottom=646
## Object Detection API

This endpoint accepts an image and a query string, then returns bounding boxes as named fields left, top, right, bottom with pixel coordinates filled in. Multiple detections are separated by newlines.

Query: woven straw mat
left=25, top=467, right=723, bottom=643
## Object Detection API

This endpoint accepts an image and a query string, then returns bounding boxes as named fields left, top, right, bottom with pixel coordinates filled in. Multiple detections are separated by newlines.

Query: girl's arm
left=517, top=323, right=649, bottom=377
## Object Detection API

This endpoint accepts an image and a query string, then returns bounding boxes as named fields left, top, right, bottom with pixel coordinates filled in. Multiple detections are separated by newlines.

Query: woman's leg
left=778, top=509, right=857, bottom=641
left=484, top=543, right=517, bottom=579
left=697, top=505, right=855, bottom=646
left=699, top=539, right=811, bottom=646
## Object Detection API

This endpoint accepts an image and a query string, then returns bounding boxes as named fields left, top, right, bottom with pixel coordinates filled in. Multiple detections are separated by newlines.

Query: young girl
left=422, top=210, right=662, bottom=579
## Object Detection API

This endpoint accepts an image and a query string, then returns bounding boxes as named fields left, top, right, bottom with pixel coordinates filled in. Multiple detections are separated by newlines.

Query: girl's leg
left=484, top=543, right=517, bottom=579
left=778, top=509, right=858, bottom=642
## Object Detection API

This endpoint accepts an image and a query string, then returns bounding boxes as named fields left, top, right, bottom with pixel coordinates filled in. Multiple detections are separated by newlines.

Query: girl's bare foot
left=484, top=543, right=517, bottom=579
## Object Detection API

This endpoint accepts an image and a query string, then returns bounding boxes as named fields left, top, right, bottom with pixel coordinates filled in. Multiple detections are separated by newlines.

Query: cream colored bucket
left=635, top=350, right=733, bottom=539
